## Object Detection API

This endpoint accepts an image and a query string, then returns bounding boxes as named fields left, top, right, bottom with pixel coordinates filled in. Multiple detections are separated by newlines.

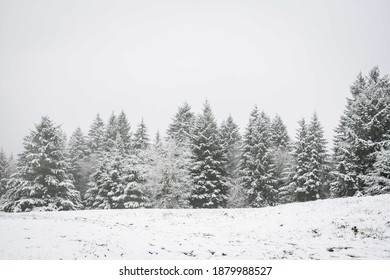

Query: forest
left=0, top=67, right=389, bottom=212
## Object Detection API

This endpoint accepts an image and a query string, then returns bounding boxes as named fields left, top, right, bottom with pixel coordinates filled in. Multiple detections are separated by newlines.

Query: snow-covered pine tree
left=220, top=115, right=244, bottom=208
left=167, top=102, right=195, bottom=145
left=68, top=127, right=89, bottom=197
left=362, top=146, right=390, bottom=195
left=0, top=148, right=10, bottom=199
left=239, top=107, right=277, bottom=207
left=332, top=67, right=390, bottom=197
left=190, top=101, right=228, bottom=208
left=269, top=115, right=292, bottom=201
left=270, top=115, right=290, bottom=151
left=104, top=112, right=118, bottom=152
left=220, top=115, right=242, bottom=177
left=146, top=138, right=192, bottom=208
left=133, top=119, right=150, bottom=152
left=88, top=114, right=105, bottom=155
left=85, top=134, right=150, bottom=209
left=1, top=117, right=82, bottom=212
left=305, top=113, right=329, bottom=200
left=117, top=110, right=132, bottom=154
left=289, top=119, right=310, bottom=202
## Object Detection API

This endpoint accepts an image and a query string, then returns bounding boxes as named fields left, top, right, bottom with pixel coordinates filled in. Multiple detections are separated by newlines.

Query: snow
left=0, top=194, right=389, bottom=260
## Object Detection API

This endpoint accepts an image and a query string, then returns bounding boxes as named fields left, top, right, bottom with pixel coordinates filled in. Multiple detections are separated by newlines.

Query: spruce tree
left=362, top=146, right=390, bottom=195
left=167, top=102, right=195, bottom=145
left=133, top=119, right=150, bottom=152
left=220, top=115, right=242, bottom=177
left=0, top=148, right=10, bottom=199
left=332, top=67, right=390, bottom=197
left=2, top=117, right=82, bottom=212
left=305, top=113, right=328, bottom=200
left=104, top=112, right=118, bottom=152
left=190, top=101, right=228, bottom=208
left=68, top=127, right=89, bottom=197
left=290, top=119, right=310, bottom=202
left=117, top=110, right=132, bottom=154
left=270, top=115, right=290, bottom=150
left=239, top=107, right=277, bottom=207
left=269, top=115, right=291, bottom=199
left=88, top=114, right=105, bottom=155
left=85, top=134, right=150, bottom=209
left=220, top=115, right=243, bottom=207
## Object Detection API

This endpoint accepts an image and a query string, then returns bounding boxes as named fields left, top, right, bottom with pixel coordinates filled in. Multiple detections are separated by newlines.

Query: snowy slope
left=0, top=194, right=389, bottom=260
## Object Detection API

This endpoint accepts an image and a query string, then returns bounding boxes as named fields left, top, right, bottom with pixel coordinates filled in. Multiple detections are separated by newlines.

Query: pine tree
left=332, top=67, right=390, bottom=197
left=0, top=148, right=10, bottom=199
left=220, top=115, right=242, bottom=177
left=104, top=112, right=118, bottom=152
left=305, top=113, right=328, bottom=200
left=362, top=146, right=390, bottom=195
left=270, top=115, right=290, bottom=150
left=88, top=114, right=105, bottom=155
left=133, top=119, right=150, bottom=152
left=117, top=110, right=132, bottom=154
left=68, top=127, right=89, bottom=197
left=85, top=134, right=150, bottom=209
left=220, top=115, right=244, bottom=207
left=290, top=119, right=310, bottom=202
left=2, top=117, right=82, bottom=212
left=269, top=115, right=291, bottom=199
left=190, top=101, right=228, bottom=208
left=167, top=102, right=195, bottom=144
left=239, top=107, right=277, bottom=207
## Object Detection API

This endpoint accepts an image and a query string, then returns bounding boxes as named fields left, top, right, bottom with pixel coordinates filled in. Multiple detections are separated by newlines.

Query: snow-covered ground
left=0, top=194, right=389, bottom=260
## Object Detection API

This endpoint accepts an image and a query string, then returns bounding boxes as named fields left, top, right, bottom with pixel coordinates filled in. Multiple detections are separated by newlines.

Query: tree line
left=0, top=67, right=389, bottom=212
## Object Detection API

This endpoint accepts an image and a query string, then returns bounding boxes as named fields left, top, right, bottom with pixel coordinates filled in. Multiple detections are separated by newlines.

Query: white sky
left=1, top=0, right=390, bottom=155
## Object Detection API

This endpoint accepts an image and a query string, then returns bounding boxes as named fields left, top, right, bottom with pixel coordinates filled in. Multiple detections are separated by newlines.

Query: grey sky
left=1, top=0, right=390, bottom=155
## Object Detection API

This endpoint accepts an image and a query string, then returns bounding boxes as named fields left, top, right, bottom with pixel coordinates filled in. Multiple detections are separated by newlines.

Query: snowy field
left=0, top=194, right=389, bottom=260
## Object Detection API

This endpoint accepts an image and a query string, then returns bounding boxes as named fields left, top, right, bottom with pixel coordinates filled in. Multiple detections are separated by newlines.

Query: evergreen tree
left=0, top=148, right=10, bottom=198
left=270, top=115, right=290, bottom=150
left=133, top=119, right=150, bottom=152
left=220, top=115, right=242, bottom=177
left=104, top=112, right=118, bottom=152
left=190, top=101, right=228, bottom=208
left=290, top=119, right=310, bottom=202
left=239, top=107, right=277, bottom=207
left=269, top=115, right=291, bottom=198
left=362, top=146, right=390, bottom=195
left=305, top=113, right=328, bottom=200
left=117, top=110, right=132, bottom=154
left=332, top=67, right=390, bottom=197
left=288, top=114, right=329, bottom=202
left=276, top=157, right=296, bottom=204
left=88, top=114, right=105, bottom=155
left=220, top=115, right=244, bottom=208
left=68, top=127, right=89, bottom=197
left=85, top=134, right=150, bottom=209
left=2, top=117, right=82, bottom=212
left=167, top=102, right=195, bottom=144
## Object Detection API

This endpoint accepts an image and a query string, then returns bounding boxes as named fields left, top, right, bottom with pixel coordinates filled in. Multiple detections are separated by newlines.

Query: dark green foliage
left=2, top=117, right=82, bottom=212
left=332, top=67, right=390, bottom=197
left=190, top=101, right=228, bottom=208
left=239, top=107, right=277, bottom=207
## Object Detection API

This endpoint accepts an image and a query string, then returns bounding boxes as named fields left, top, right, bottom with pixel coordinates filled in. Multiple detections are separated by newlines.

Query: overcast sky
left=1, top=0, right=390, bottom=155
